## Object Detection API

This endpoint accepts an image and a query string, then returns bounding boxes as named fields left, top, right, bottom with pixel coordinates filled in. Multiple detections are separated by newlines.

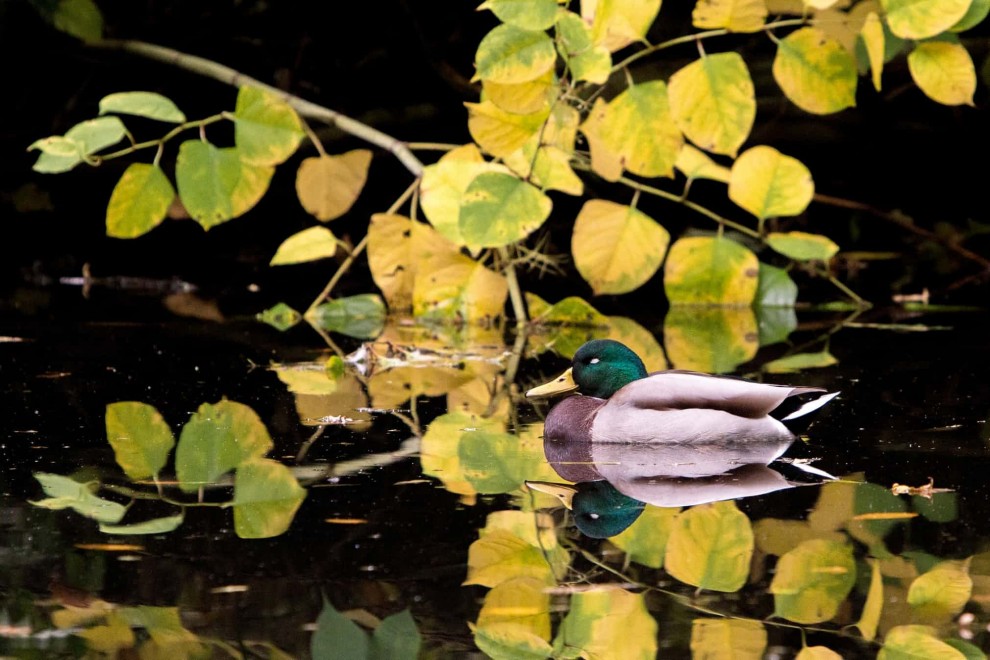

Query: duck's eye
left=587, top=513, right=600, bottom=520
left=589, top=358, right=600, bottom=365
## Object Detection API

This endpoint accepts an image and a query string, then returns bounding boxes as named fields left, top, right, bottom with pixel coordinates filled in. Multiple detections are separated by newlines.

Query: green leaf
left=310, top=294, right=386, bottom=339
left=371, top=609, right=422, bottom=660
left=663, top=236, right=759, bottom=305
left=556, top=11, right=611, bottom=84
left=257, top=302, right=302, bottom=331
left=766, top=231, right=839, bottom=261
left=951, top=0, right=990, bottom=32
left=856, top=559, right=883, bottom=642
left=98, top=92, right=186, bottom=123
left=692, top=0, right=767, bottom=33
left=27, top=136, right=82, bottom=158
left=664, top=307, right=758, bottom=373
left=878, top=625, right=966, bottom=660
left=945, top=639, right=987, bottom=660
left=755, top=305, right=797, bottom=347
left=665, top=501, right=754, bottom=592
left=233, top=458, right=307, bottom=538
left=311, top=598, right=368, bottom=660
left=479, top=0, right=558, bottom=30
left=907, top=41, right=976, bottom=106
left=773, top=27, right=857, bottom=114
left=690, top=619, right=767, bottom=659
left=99, top=513, right=184, bottom=535
left=31, top=473, right=127, bottom=524
left=33, top=116, right=127, bottom=173
left=233, top=86, right=304, bottom=166
left=106, top=164, right=175, bottom=238
left=175, top=141, right=274, bottom=230
left=105, top=402, right=175, bottom=480
left=459, top=172, right=552, bottom=250
left=175, top=400, right=274, bottom=492
left=474, top=24, right=557, bottom=84
left=528, top=296, right=610, bottom=358
left=295, top=150, right=373, bottom=221
left=729, top=146, right=814, bottom=220
left=51, top=0, right=103, bottom=42
left=881, top=0, right=971, bottom=39
left=552, top=589, right=657, bottom=660
left=764, top=351, right=838, bottom=374
left=580, top=80, right=683, bottom=178
left=756, top=262, right=798, bottom=307
left=610, top=506, right=680, bottom=568
left=907, top=560, right=972, bottom=621
left=668, top=52, right=756, bottom=156
left=270, top=226, right=338, bottom=265
left=571, top=200, right=669, bottom=295
left=771, top=539, right=856, bottom=624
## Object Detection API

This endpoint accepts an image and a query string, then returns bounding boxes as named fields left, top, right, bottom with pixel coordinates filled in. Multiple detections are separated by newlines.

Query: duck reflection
left=529, top=436, right=834, bottom=539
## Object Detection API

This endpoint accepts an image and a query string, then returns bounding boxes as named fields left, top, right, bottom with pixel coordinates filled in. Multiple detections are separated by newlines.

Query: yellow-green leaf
left=581, top=81, right=683, bottom=179
left=664, top=307, right=758, bottom=373
left=611, top=505, right=680, bottom=568
left=665, top=501, right=754, bottom=592
left=571, top=200, right=669, bottom=295
left=861, top=12, right=885, bottom=92
left=32, top=116, right=126, bottom=173
left=76, top=611, right=135, bottom=653
left=502, top=103, right=583, bottom=195
left=459, top=172, right=552, bottom=249
left=473, top=623, right=553, bottom=660
left=105, top=402, right=175, bottom=480
left=233, top=86, right=304, bottom=166
left=367, top=213, right=461, bottom=310
left=907, top=41, right=976, bottom=106
left=797, top=647, right=844, bottom=660
left=663, top=235, right=759, bottom=305
left=175, top=400, right=273, bottom=492
left=951, top=0, right=990, bottom=32
left=773, top=27, right=857, bottom=114
left=413, top=251, right=508, bottom=323
left=466, top=100, right=550, bottom=158
left=606, top=316, right=668, bottom=372
left=557, top=10, right=612, bottom=83
left=690, top=619, right=767, bottom=659
left=270, top=226, right=338, bottom=266
left=675, top=144, right=731, bottom=182
left=583, top=0, right=662, bottom=51
left=479, top=0, right=558, bottom=30
left=295, top=150, right=372, bottom=221
left=907, top=560, right=973, bottom=621
left=420, top=144, right=508, bottom=245
left=878, top=625, right=966, bottom=660
left=474, top=24, right=557, bottom=84
left=881, top=0, right=971, bottom=39
left=766, top=231, right=839, bottom=261
left=51, top=0, right=103, bottom=42
left=554, top=588, right=657, bottom=659
left=856, top=559, right=883, bottom=641
left=668, top=52, right=755, bottom=156
left=175, top=141, right=274, bottom=230
left=729, top=146, right=814, bottom=220
left=465, top=529, right=560, bottom=587
left=764, top=350, right=837, bottom=374
left=528, top=295, right=611, bottom=358
left=233, top=458, right=307, bottom=539
left=475, top=576, right=552, bottom=645
left=770, top=539, right=856, bottom=624
left=99, top=91, right=186, bottom=123
left=692, top=0, right=767, bottom=33
left=482, top=72, right=556, bottom=114
left=106, top=164, right=175, bottom=238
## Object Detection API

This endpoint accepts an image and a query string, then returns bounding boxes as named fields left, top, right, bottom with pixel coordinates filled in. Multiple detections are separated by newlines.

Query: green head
left=572, top=481, right=646, bottom=538
left=572, top=339, right=648, bottom=399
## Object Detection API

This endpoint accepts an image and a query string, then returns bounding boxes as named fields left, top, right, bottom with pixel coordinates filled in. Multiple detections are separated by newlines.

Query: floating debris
left=891, top=477, right=955, bottom=500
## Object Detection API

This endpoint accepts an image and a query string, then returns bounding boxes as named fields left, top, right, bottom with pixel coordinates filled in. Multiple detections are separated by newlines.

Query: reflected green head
left=572, top=339, right=648, bottom=399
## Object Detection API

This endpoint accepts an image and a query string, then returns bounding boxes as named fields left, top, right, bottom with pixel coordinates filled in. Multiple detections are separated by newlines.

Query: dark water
left=1, top=285, right=988, bottom=658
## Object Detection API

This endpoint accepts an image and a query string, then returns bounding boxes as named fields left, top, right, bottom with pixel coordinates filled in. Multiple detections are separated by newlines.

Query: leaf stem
left=499, top=247, right=528, bottom=329
left=94, top=114, right=226, bottom=162
left=822, top=269, right=872, bottom=308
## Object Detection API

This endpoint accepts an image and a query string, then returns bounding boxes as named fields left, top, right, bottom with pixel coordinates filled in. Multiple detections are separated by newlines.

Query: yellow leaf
left=665, top=501, right=754, bottom=592
left=765, top=231, right=839, bottom=261
left=861, top=12, right=885, bottom=92
left=369, top=366, right=473, bottom=409
left=907, top=560, right=973, bottom=622
left=466, top=100, right=550, bottom=158
left=479, top=0, right=558, bottom=30
left=675, top=144, right=731, bottom=182
left=580, top=81, right=683, bottom=179
left=796, top=646, right=844, bottom=660
left=690, top=619, right=767, bottom=659
left=692, top=0, right=768, bottom=33
left=663, top=235, right=759, bottom=305
left=475, top=577, right=551, bottom=641
left=580, top=98, right=624, bottom=181
left=482, top=71, right=556, bottom=114
left=907, top=41, right=976, bottom=107
left=105, top=163, right=174, bottom=238
left=772, top=27, right=857, bottom=115
left=729, top=145, right=814, bottom=220
left=413, top=249, right=508, bottom=323
left=881, top=0, right=971, bottom=39
left=571, top=199, right=669, bottom=295
left=294, top=150, right=372, bottom=222
left=557, top=588, right=658, bottom=659
left=664, top=307, right=758, bottom=373
left=419, top=144, right=509, bottom=245
left=507, top=146, right=584, bottom=195
left=668, top=51, right=755, bottom=156
left=856, top=559, right=883, bottom=641
left=270, top=226, right=338, bottom=265
left=606, top=316, right=667, bottom=372
left=474, top=24, right=557, bottom=84
left=582, top=0, right=662, bottom=51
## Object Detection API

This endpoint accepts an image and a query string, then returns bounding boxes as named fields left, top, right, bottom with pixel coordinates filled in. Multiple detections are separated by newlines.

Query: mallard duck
left=526, top=339, right=838, bottom=445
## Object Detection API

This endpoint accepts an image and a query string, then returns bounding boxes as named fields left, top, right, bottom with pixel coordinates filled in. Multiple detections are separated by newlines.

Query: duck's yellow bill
left=525, top=481, right=576, bottom=509
left=525, top=368, right=577, bottom=398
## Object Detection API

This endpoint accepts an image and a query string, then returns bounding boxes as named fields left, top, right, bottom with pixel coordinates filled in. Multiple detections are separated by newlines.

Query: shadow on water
left=1, top=286, right=989, bottom=658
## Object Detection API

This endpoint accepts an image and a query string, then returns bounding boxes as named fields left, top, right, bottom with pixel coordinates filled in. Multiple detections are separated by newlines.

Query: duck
left=526, top=339, right=839, bottom=445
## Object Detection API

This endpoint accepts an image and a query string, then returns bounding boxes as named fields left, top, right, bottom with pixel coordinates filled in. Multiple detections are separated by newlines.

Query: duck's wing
left=611, top=371, right=825, bottom=418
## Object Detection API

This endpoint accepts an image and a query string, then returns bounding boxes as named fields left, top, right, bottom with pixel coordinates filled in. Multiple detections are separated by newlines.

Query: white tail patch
left=782, top=391, right=840, bottom=421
